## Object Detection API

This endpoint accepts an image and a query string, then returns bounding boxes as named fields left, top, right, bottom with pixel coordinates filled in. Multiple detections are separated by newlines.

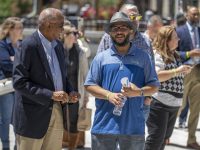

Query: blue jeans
left=92, top=133, right=145, bottom=150
left=0, top=92, right=14, bottom=148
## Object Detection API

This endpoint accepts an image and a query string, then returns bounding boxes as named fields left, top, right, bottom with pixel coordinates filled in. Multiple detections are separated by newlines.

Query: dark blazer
left=12, top=31, right=73, bottom=138
left=176, top=24, right=200, bottom=64
left=0, top=38, right=15, bottom=79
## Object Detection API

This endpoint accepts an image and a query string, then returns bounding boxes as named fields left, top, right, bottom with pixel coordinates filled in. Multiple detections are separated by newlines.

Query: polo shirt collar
left=110, top=41, right=136, bottom=56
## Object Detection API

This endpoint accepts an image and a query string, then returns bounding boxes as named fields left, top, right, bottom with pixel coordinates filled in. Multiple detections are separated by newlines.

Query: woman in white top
left=145, top=26, right=191, bottom=150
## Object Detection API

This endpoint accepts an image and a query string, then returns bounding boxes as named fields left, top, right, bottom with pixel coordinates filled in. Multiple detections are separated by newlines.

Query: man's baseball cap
left=108, top=11, right=133, bottom=30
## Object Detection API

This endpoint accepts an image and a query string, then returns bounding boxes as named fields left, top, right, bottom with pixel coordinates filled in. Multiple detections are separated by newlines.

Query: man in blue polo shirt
left=84, top=12, right=159, bottom=150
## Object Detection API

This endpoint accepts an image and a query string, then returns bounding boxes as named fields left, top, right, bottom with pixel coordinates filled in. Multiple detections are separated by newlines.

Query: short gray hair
left=147, top=15, right=163, bottom=26
left=119, top=4, right=139, bottom=14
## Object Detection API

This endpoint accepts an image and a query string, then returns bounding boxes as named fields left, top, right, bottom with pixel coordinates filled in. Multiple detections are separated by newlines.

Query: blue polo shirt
left=84, top=43, right=159, bottom=135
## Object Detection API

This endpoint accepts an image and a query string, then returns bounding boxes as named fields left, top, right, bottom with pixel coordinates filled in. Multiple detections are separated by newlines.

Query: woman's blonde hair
left=0, top=17, right=22, bottom=40
left=153, top=25, right=179, bottom=63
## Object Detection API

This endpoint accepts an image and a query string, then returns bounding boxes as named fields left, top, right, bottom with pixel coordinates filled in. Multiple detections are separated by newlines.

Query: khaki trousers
left=182, top=64, right=200, bottom=144
left=16, top=103, right=64, bottom=150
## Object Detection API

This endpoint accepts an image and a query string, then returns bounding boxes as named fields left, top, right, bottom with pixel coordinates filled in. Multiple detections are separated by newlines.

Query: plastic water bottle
left=113, top=97, right=127, bottom=116
left=113, top=77, right=130, bottom=116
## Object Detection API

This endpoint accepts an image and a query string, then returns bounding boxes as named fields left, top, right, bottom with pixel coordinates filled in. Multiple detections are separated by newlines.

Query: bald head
left=38, top=8, right=64, bottom=28
left=38, top=8, right=64, bottom=41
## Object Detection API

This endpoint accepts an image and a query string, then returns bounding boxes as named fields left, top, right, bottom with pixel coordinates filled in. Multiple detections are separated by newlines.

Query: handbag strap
left=66, top=103, right=70, bottom=139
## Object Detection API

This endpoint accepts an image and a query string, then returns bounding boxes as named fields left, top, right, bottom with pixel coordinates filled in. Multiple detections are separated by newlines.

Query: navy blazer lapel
left=183, top=25, right=193, bottom=49
left=54, top=45, right=66, bottom=91
left=198, top=27, right=200, bottom=46
left=33, top=32, right=54, bottom=83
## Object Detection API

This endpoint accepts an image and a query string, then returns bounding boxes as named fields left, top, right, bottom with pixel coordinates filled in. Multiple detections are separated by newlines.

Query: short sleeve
left=154, top=51, right=165, bottom=72
left=84, top=55, right=102, bottom=86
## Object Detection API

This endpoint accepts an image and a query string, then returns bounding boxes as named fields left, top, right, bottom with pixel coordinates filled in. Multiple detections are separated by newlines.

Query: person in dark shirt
left=61, top=23, right=89, bottom=150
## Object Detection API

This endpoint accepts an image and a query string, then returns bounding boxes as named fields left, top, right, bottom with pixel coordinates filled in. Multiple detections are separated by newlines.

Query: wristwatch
left=140, top=88, right=144, bottom=96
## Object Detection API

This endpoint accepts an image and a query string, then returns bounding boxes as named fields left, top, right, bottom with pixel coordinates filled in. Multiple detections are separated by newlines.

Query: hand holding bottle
left=113, top=77, right=129, bottom=116
left=121, top=82, right=141, bottom=97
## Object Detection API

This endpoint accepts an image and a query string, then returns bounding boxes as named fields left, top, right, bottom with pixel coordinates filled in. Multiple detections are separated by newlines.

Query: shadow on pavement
left=63, top=148, right=91, bottom=150
left=168, top=143, right=193, bottom=149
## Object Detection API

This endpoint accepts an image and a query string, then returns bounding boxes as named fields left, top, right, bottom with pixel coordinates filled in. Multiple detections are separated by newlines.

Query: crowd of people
left=0, top=3, right=200, bottom=150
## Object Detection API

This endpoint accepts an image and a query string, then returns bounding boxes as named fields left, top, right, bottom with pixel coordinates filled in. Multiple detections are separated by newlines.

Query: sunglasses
left=129, top=14, right=142, bottom=21
left=65, top=31, right=79, bottom=36
left=110, top=26, right=129, bottom=32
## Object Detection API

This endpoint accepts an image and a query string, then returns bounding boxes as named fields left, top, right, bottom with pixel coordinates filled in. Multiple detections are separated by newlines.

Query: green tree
left=17, top=0, right=32, bottom=15
left=99, top=0, right=116, bottom=6
left=0, top=0, right=13, bottom=17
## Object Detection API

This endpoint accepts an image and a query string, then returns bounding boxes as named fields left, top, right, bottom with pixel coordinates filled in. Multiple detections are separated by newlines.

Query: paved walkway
left=1, top=96, right=200, bottom=150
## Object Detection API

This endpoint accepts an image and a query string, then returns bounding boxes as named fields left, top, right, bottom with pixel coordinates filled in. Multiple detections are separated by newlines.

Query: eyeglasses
left=129, top=14, right=142, bottom=21
left=110, top=26, right=129, bottom=33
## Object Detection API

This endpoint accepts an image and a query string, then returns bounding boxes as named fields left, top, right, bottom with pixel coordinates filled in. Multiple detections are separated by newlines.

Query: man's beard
left=111, top=33, right=130, bottom=47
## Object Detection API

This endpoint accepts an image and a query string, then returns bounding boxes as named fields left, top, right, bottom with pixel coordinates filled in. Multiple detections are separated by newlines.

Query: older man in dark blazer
left=12, top=8, right=79, bottom=150
left=176, top=6, right=200, bottom=149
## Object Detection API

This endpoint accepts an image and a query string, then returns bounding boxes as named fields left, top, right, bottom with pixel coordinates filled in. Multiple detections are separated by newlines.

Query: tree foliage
left=0, top=0, right=13, bottom=17
left=99, top=0, right=116, bottom=7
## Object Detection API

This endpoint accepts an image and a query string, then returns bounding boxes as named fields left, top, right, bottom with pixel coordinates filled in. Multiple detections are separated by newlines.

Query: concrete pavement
left=1, top=96, right=200, bottom=150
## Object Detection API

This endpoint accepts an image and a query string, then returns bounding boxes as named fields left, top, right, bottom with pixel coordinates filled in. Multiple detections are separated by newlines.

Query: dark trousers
left=65, top=102, right=79, bottom=133
left=145, top=99, right=179, bottom=150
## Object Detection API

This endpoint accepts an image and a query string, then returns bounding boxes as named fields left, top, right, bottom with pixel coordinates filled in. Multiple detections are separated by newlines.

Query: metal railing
left=1, top=15, right=146, bottom=32
left=22, top=17, right=109, bottom=31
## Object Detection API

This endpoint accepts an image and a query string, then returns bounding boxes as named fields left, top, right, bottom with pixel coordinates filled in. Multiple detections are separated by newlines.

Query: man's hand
left=107, top=92, right=124, bottom=106
left=52, top=91, right=68, bottom=103
left=121, top=83, right=140, bottom=97
left=68, top=91, right=81, bottom=103
left=189, top=49, right=200, bottom=57
left=176, top=65, right=192, bottom=75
